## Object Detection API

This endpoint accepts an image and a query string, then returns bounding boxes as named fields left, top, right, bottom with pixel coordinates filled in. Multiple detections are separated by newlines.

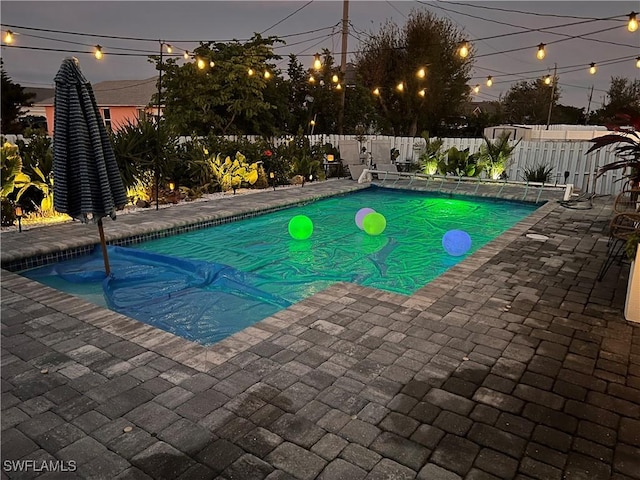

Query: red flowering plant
left=586, top=113, right=640, bottom=185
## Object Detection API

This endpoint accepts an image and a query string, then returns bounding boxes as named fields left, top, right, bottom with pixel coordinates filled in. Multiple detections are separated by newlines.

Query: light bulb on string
left=248, top=68, right=254, bottom=76
left=197, top=58, right=206, bottom=70
left=309, top=75, right=316, bottom=84
left=94, top=45, right=103, bottom=60
left=486, top=76, right=493, bottom=87
left=418, top=89, right=426, bottom=97
left=589, top=63, right=597, bottom=75
left=473, top=84, right=480, bottom=94
left=537, top=43, right=546, bottom=60
left=628, top=12, right=638, bottom=32
left=335, top=83, right=342, bottom=91
left=544, top=74, right=551, bottom=85
left=184, top=51, right=190, bottom=60
left=396, top=82, right=404, bottom=92
left=417, top=67, right=426, bottom=79
left=209, top=61, right=215, bottom=68
left=637, top=57, right=640, bottom=68
left=373, top=87, right=380, bottom=96
left=458, top=41, right=469, bottom=58
left=313, top=53, right=322, bottom=70
left=264, top=70, right=271, bottom=79
left=332, top=74, right=339, bottom=83
left=165, top=44, right=173, bottom=54
left=4, top=30, right=13, bottom=44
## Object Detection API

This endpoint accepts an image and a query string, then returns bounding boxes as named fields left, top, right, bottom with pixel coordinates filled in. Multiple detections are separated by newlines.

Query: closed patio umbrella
left=53, top=57, right=127, bottom=276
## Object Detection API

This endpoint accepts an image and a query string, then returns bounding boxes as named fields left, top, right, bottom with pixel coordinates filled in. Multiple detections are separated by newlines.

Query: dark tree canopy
left=355, top=9, right=473, bottom=136
left=502, top=78, right=561, bottom=124
left=590, top=77, right=640, bottom=125
left=155, top=35, right=283, bottom=136
left=1, top=61, right=35, bottom=134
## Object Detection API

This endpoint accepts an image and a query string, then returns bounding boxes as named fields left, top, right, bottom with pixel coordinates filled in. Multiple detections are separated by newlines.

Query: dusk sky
left=1, top=1, right=638, bottom=110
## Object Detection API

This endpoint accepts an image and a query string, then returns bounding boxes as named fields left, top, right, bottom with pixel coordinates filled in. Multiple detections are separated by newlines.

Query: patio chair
left=340, top=140, right=365, bottom=180
left=597, top=211, right=640, bottom=280
left=614, top=182, right=640, bottom=213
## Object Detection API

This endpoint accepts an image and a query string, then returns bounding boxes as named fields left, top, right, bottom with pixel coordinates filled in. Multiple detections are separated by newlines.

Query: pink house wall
left=43, top=105, right=143, bottom=135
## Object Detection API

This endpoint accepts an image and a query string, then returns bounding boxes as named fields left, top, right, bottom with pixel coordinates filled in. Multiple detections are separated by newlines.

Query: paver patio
left=2, top=179, right=639, bottom=480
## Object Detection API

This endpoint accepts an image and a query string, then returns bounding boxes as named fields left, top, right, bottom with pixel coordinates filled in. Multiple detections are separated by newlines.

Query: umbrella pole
left=97, top=218, right=111, bottom=276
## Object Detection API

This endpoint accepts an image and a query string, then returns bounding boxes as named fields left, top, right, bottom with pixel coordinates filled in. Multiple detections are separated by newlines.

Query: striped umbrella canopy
left=53, top=57, right=127, bottom=276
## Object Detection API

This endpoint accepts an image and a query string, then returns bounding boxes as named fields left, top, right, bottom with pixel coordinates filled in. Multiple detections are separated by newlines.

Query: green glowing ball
left=363, top=212, right=386, bottom=236
left=288, top=215, right=313, bottom=240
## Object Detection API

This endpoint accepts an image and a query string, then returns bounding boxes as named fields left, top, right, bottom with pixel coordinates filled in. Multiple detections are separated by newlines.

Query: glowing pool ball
left=442, top=229, right=472, bottom=256
left=363, top=212, right=387, bottom=236
left=288, top=215, right=314, bottom=240
left=355, top=207, right=376, bottom=230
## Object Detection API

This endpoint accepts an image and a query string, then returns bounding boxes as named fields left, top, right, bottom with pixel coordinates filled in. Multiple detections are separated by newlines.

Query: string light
left=417, top=67, right=426, bottom=79
left=418, top=88, right=426, bottom=97
left=589, top=62, right=597, bottom=74
left=94, top=45, right=103, bottom=60
left=209, top=60, right=215, bottom=68
left=544, top=74, right=552, bottom=85
left=335, top=83, right=342, bottom=90
left=396, top=81, right=404, bottom=92
left=458, top=40, right=469, bottom=58
left=264, top=70, right=271, bottom=79
left=165, top=44, right=172, bottom=54
left=536, top=43, right=546, bottom=60
left=373, top=87, right=380, bottom=96
left=310, top=119, right=315, bottom=126
left=313, top=53, right=322, bottom=70
left=628, top=12, right=638, bottom=32
left=4, top=30, right=13, bottom=44
left=308, top=76, right=316, bottom=84
left=248, top=67, right=254, bottom=76
left=331, top=74, right=339, bottom=83
left=486, top=76, right=493, bottom=87
left=636, top=57, right=640, bottom=68
left=473, top=84, right=480, bottom=94
left=197, top=58, right=206, bottom=70
left=183, top=50, right=189, bottom=60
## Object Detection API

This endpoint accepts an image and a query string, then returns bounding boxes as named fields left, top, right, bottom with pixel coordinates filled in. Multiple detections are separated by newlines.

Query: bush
left=522, top=163, right=553, bottom=183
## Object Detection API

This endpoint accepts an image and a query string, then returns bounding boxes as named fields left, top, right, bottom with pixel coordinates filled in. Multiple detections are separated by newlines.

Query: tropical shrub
left=522, top=162, right=554, bottom=183
left=419, top=135, right=445, bottom=175
left=478, top=131, right=519, bottom=180
left=438, top=146, right=482, bottom=177
left=208, top=152, right=259, bottom=193
left=1, top=141, right=29, bottom=225
left=586, top=114, right=640, bottom=186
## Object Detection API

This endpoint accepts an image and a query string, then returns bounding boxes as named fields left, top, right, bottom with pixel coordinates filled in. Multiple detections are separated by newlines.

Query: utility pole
left=585, top=84, right=594, bottom=125
left=338, top=0, right=349, bottom=135
left=545, top=63, right=557, bottom=130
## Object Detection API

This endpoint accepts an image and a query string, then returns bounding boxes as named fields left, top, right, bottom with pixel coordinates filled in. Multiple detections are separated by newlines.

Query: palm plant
left=419, top=135, right=445, bottom=175
left=478, top=131, right=520, bottom=180
left=586, top=114, right=640, bottom=186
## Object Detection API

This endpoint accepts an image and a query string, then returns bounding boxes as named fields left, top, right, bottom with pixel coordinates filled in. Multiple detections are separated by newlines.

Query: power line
left=260, top=1, right=314, bottom=35
left=430, top=1, right=628, bottom=22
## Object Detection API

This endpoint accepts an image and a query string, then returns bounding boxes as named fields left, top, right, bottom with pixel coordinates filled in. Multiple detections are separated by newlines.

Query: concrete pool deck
left=2, top=179, right=639, bottom=479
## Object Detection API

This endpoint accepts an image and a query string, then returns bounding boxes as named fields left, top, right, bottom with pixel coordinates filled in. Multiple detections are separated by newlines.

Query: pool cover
left=25, top=245, right=292, bottom=344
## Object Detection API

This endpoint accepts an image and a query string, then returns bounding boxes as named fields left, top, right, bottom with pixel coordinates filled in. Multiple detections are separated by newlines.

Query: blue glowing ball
left=442, top=230, right=472, bottom=256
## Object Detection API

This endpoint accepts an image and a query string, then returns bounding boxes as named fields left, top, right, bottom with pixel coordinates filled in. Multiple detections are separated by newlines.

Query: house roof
left=36, top=78, right=157, bottom=107
left=24, top=87, right=55, bottom=103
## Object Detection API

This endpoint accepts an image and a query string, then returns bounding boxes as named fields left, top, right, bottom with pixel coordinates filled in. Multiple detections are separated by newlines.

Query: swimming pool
left=23, top=187, right=538, bottom=345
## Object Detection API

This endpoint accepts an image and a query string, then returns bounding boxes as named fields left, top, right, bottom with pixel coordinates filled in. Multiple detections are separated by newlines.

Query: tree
left=355, top=10, right=473, bottom=137
left=590, top=77, right=640, bottom=125
left=502, top=78, right=560, bottom=124
left=154, top=34, right=284, bottom=136
left=1, top=61, right=35, bottom=134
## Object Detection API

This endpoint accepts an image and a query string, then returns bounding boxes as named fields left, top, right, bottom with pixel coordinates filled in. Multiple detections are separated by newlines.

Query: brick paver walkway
left=2, top=180, right=639, bottom=479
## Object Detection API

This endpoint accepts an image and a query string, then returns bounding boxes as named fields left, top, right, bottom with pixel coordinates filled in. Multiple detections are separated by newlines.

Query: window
left=102, top=108, right=112, bottom=132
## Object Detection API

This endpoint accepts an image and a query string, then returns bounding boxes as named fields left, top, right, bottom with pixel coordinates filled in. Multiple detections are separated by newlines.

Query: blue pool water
left=23, top=187, right=538, bottom=345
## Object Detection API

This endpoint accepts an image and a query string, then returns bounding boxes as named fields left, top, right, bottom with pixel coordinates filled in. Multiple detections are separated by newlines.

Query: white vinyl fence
left=4, top=132, right=624, bottom=195
left=221, top=133, right=623, bottom=196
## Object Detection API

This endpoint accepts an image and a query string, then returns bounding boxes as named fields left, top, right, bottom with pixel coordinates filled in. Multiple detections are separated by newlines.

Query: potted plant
left=586, top=114, right=640, bottom=322
left=625, top=232, right=640, bottom=323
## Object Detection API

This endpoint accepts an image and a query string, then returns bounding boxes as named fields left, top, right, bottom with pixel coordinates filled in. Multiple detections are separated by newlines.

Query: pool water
left=23, top=187, right=538, bottom=345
